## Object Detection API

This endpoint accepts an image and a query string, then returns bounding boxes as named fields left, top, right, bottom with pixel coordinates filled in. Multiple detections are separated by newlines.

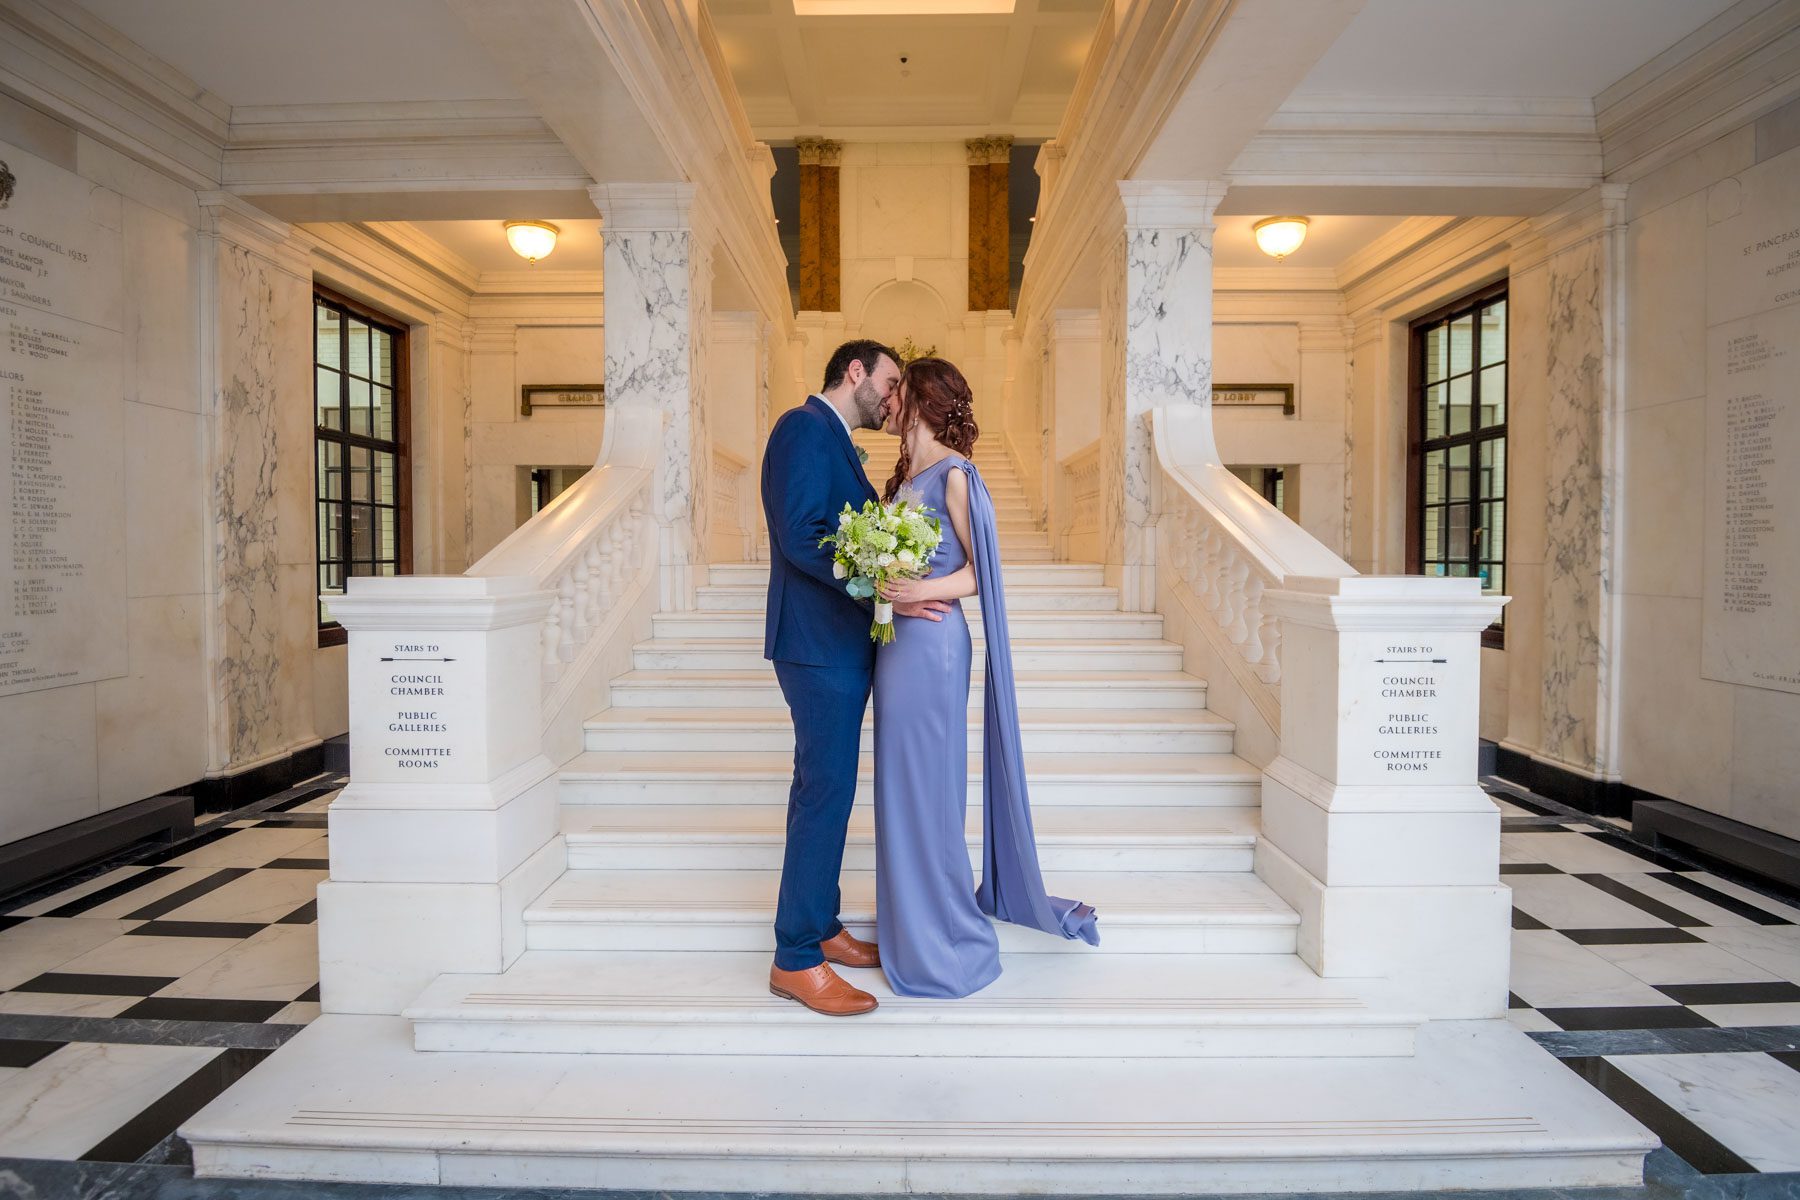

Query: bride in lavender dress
left=872, top=357, right=1098, bottom=999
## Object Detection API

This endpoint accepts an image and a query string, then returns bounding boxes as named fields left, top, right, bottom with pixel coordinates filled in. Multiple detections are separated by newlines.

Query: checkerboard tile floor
left=1, top=773, right=1797, bottom=1198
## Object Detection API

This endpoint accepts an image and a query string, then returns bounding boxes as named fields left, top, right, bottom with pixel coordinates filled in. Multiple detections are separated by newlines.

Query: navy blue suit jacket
left=762, top=396, right=879, bottom=667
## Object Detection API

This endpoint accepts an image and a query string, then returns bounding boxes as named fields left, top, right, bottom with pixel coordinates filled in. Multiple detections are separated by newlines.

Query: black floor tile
left=1500, top=862, right=1565, bottom=874
left=295, top=982, right=320, bottom=1003
left=1771, top=1050, right=1800, bottom=1075
left=79, top=1046, right=270, bottom=1163
left=127, top=920, right=266, bottom=939
left=1562, top=1055, right=1759, bottom=1174
left=275, top=899, right=317, bottom=925
left=1539, top=1005, right=1717, bottom=1031
left=134, top=827, right=239, bottom=867
left=123, top=868, right=252, bottom=921
left=41, top=867, right=180, bottom=917
left=1655, top=982, right=1800, bottom=1006
left=1563, top=927, right=1706, bottom=945
left=1512, top=907, right=1551, bottom=930
left=263, top=858, right=329, bottom=870
left=1649, top=872, right=1795, bottom=926
left=263, top=786, right=336, bottom=813
left=1579, top=829, right=1694, bottom=870
left=0, top=1037, right=65, bottom=1067
left=1575, top=873, right=1708, bottom=927
left=1502, top=820, right=1571, bottom=832
left=117, top=997, right=289, bottom=1023
left=12, top=972, right=180, bottom=997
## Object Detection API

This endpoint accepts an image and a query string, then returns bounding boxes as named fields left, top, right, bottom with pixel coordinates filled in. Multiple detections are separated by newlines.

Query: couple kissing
left=759, top=339, right=1098, bottom=1017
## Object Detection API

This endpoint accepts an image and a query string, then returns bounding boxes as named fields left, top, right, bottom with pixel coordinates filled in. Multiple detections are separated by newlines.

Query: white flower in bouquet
left=832, top=560, right=847, bottom=579
left=818, top=496, right=944, bottom=644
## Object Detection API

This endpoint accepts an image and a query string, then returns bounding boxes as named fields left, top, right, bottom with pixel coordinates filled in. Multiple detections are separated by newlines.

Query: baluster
left=541, top=605, right=562, bottom=682
left=556, top=571, right=578, bottom=662
left=1258, top=608, right=1283, bottom=685
left=1222, top=556, right=1251, bottom=645
left=570, top=554, right=593, bottom=645
left=583, top=538, right=606, bottom=629
left=1240, top=576, right=1265, bottom=666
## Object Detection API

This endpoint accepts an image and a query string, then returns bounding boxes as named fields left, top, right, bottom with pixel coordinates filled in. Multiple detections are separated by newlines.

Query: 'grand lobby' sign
left=0, top=143, right=126, bottom=697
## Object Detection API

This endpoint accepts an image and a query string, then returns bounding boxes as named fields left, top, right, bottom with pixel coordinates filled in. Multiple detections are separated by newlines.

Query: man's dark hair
left=822, top=339, right=900, bottom=392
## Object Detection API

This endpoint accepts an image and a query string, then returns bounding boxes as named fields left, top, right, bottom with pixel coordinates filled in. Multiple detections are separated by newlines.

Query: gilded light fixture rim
left=1252, top=215, right=1310, bottom=260
left=505, top=220, right=561, bottom=263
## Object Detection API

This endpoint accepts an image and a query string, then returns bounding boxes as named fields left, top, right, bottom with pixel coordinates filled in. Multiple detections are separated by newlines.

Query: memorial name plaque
left=1703, top=150, right=1800, bottom=695
left=0, top=143, right=127, bottom=698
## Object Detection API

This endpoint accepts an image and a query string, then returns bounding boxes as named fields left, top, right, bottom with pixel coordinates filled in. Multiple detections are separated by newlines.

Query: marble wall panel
left=314, top=642, right=349, bottom=741
left=1098, top=237, right=1127, bottom=571
left=1618, top=594, right=1734, bottom=816
left=1051, top=316, right=1101, bottom=459
left=94, top=595, right=207, bottom=808
left=1620, top=397, right=1704, bottom=600
left=1624, top=191, right=1707, bottom=412
left=1479, top=647, right=1508, bottom=742
left=1539, top=236, right=1611, bottom=775
left=0, top=684, right=98, bottom=842
left=123, top=400, right=205, bottom=600
left=121, top=202, right=202, bottom=416
left=1731, top=687, right=1800, bottom=842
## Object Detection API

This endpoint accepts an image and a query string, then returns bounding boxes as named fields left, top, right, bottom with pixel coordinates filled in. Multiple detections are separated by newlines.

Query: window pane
left=373, top=384, right=393, bottom=441
left=1424, top=449, right=1446, bottom=504
left=1449, top=375, right=1472, bottom=436
left=1480, top=437, right=1506, bottom=499
left=348, top=319, right=371, bottom=378
left=318, top=440, right=343, bottom=500
left=1478, top=363, right=1506, bottom=428
left=1449, top=313, right=1473, bottom=376
left=348, top=378, right=372, bottom=437
left=350, top=504, right=374, bottom=562
left=373, top=328, right=394, bottom=386
left=1448, top=443, right=1471, bottom=501
left=1446, top=503, right=1470, bottom=560
left=316, top=367, right=341, bottom=430
left=1482, top=562, right=1505, bottom=597
left=1480, top=300, right=1506, bottom=365
left=1424, top=506, right=1443, bottom=558
left=1424, top=326, right=1448, bottom=384
left=316, top=304, right=341, bottom=370
left=1424, top=382, right=1448, bottom=440
left=1478, top=500, right=1505, bottom=561
left=1447, top=559, right=1472, bottom=578
left=369, top=505, right=388, bottom=564
left=376, top=453, right=396, bottom=504
left=350, top=445, right=371, bottom=501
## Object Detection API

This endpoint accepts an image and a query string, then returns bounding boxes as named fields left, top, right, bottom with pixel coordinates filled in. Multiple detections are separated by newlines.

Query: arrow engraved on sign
left=379, top=656, right=458, bottom=662
left=1374, top=658, right=1448, bottom=664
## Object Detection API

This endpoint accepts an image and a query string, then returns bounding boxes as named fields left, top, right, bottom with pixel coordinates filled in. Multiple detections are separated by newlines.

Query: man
left=760, top=340, right=951, bottom=1016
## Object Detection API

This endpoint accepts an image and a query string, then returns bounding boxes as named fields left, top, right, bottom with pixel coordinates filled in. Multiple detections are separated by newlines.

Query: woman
left=872, top=357, right=1098, bottom=999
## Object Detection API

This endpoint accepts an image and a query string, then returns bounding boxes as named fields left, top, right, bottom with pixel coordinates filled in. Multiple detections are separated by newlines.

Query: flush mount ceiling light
left=505, top=220, right=559, bottom=264
left=1253, top=216, right=1309, bottom=261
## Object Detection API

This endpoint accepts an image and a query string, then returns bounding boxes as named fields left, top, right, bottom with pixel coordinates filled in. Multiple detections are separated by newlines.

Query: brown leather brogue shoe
left=820, top=929, right=881, bottom=969
left=769, top=963, right=878, bottom=1017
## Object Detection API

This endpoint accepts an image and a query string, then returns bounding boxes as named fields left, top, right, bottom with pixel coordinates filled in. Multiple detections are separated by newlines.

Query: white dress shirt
left=813, top=393, right=854, bottom=441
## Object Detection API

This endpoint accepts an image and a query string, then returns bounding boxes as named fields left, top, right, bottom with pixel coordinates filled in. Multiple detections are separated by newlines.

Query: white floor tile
left=1509, top=930, right=1679, bottom=1009
left=1609, top=874, right=1768, bottom=928
left=163, top=869, right=325, bottom=925
left=162, top=827, right=327, bottom=868
left=268, top=1000, right=322, bottom=1024
left=8, top=867, right=153, bottom=917
left=1502, top=833, right=1664, bottom=875
left=1683, top=874, right=1800, bottom=923
left=0, top=919, right=139, bottom=990
left=1610, top=1052, right=1800, bottom=1171
left=1504, top=1007, right=1561, bottom=1033
left=1694, top=926, right=1800, bottom=984
left=0, top=991, right=139, bottom=1018
left=74, top=868, right=225, bottom=920
left=55, top=933, right=236, bottom=979
left=1688, top=1001, right=1800, bottom=1028
left=158, top=924, right=317, bottom=1001
left=1586, top=940, right=1783, bottom=987
left=1505, top=873, right=1674, bottom=931
left=0, top=1041, right=220, bottom=1159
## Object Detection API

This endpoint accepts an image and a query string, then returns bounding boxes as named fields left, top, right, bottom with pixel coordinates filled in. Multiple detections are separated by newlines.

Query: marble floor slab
left=0, top=1041, right=220, bottom=1159
left=1610, top=1053, right=1800, bottom=1172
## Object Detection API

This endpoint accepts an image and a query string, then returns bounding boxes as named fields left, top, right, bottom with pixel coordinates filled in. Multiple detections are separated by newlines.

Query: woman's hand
left=881, top=575, right=935, bottom=604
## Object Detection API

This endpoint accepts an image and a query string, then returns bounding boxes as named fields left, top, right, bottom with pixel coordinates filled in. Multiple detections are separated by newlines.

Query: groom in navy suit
left=761, top=340, right=950, bottom=1016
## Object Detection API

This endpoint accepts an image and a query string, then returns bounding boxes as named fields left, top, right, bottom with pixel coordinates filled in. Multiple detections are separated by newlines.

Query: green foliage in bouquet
left=819, top=492, right=943, bottom=643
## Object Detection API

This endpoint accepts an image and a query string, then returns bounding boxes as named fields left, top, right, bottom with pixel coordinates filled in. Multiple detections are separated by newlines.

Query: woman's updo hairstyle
left=883, top=357, right=980, bottom=501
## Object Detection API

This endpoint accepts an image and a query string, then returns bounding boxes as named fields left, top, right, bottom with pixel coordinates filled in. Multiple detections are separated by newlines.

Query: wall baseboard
left=0, top=795, right=193, bottom=900
left=1635, top=800, right=1800, bottom=893
left=1492, top=746, right=1631, bottom=818
left=191, top=743, right=328, bottom=815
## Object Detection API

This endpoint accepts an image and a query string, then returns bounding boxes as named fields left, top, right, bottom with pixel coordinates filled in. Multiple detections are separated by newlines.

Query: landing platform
left=181, top=1014, right=1656, bottom=1193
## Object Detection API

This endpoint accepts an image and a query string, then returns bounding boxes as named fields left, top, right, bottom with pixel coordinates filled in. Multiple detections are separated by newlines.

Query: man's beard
left=851, top=378, right=884, bottom=429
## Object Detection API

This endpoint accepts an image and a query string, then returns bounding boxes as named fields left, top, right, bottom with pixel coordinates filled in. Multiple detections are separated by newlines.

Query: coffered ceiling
left=707, top=0, right=1105, bottom=141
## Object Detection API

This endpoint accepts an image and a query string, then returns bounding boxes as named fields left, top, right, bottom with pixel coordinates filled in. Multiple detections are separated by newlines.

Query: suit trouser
left=771, top=660, right=873, bottom=971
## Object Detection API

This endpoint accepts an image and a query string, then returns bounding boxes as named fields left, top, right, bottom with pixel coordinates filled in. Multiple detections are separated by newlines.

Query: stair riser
left=652, top=614, right=1165, bottom=640
left=607, top=681, right=1208, bottom=710
left=524, top=919, right=1297, bottom=956
left=559, top=778, right=1262, bottom=807
left=564, top=841, right=1256, bottom=873
left=582, top=726, right=1234, bottom=755
left=709, top=564, right=1104, bottom=587
left=694, top=590, right=1119, bottom=613
left=411, top=1019, right=1411, bottom=1059
left=632, top=645, right=1187, bottom=671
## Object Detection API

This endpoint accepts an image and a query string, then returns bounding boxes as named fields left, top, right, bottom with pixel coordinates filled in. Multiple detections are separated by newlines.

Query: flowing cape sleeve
left=953, top=460, right=1100, bottom=946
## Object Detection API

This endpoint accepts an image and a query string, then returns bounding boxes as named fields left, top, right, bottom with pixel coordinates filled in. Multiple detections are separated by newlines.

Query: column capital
left=794, top=136, right=842, bottom=166
left=1117, top=180, right=1229, bottom=230
left=588, top=181, right=697, bottom=231
left=966, top=134, right=1013, bottom=165
left=196, top=192, right=311, bottom=279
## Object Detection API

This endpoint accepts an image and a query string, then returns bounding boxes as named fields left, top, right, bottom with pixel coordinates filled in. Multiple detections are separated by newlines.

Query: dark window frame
left=1406, top=280, right=1508, bottom=649
left=314, top=284, right=412, bottom=648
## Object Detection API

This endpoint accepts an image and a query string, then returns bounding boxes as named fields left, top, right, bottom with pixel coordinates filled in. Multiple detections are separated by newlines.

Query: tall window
left=1408, top=282, right=1507, bottom=645
left=314, top=287, right=409, bottom=645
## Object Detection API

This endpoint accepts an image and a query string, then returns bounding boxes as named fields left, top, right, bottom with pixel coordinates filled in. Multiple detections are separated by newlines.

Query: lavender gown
left=873, top=456, right=1099, bottom=999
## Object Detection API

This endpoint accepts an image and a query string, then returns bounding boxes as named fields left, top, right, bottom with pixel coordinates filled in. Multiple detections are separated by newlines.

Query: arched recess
left=857, top=279, right=951, bottom=359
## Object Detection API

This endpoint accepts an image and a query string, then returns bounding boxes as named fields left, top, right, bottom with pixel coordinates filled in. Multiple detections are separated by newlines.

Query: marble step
left=606, top=668, right=1208, bottom=710
left=405, top=950, right=1419, bottom=1059
left=523, top=867, right=1298, bottom=955
left=709, top=561, right=1105, bottom=587
left=632, top=637, right=1186, bottom=672
left=581, top=706, right=1234, bottom=756
left=557, top=749, right=1263, bottom=807
left=695, top=584, right=1117, bottom=613
left=561, top=803, right=1260, bottom=872
left=181, top=1014, right=1656, bottom=1193
left=651, top=609, right=1163, bottom=642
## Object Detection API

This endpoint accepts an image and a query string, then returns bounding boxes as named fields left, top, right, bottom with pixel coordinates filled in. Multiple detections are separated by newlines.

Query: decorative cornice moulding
left=1117, top=179, right=1230, bottom=229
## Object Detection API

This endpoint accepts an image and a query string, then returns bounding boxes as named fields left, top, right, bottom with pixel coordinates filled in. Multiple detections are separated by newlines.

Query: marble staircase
left=180, top=443, right=1657, bottom=1191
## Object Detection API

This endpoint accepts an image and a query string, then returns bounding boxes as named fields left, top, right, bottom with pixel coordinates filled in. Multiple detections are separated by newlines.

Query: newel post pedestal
left=1254, top=576, right=1511, bottom=1019
left=315, top=576, right=563, bottom=1015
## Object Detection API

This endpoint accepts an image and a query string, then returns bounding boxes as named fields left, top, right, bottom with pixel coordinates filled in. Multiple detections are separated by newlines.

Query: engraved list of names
left=0, top=143, right=126, bottom=697
left=1703, top=150, right=1800, bottom=695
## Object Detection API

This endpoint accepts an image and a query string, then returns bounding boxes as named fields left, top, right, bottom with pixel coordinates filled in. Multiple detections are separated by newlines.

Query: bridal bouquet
left=820, top=492, right=942, bottom=644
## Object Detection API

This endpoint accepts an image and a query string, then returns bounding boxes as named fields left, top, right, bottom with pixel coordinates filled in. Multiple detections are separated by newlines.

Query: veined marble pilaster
left=795, top=138, right=841, bottom=313
left=1102, top=181, right=1227, bottom=610
left=591, top=183, right=715, bottom=611
left=196, top=194, right=318, bottom=777
left=1530, top=186, right=1626, bottom=779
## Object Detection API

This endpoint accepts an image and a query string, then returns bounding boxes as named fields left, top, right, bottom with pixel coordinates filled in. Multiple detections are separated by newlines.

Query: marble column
left=1099, top=180, right=1227, bottom=610
left=794, top=137, right=842, bottom=313
left=195, top=194, right=320, bottom=781
left=590, top=182, right=715, bottom=611
left=965, top=136, right=1013, bottom=311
